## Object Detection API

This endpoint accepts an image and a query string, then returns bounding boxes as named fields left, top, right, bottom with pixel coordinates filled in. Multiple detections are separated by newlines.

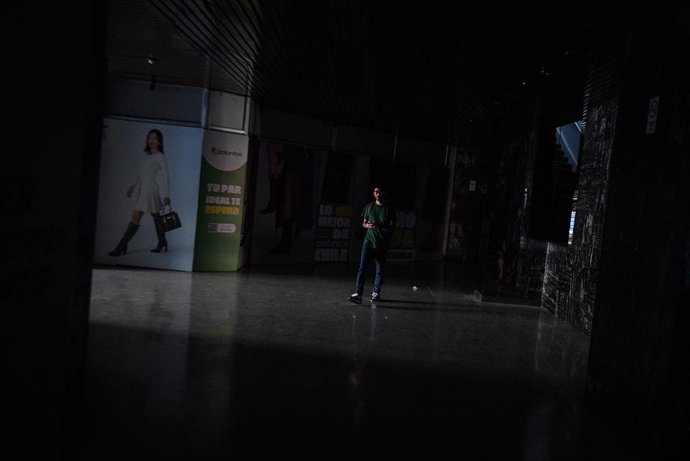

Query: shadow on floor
left=66, top=322, right=648, bottom=461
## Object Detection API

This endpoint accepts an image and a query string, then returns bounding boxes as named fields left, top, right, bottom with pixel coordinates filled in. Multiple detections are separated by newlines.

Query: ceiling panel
left=106, top=0, right=595, bottom=144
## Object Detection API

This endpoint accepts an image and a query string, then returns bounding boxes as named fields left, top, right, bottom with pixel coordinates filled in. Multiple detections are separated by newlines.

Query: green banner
left=388, top=209, right=416, bottom=261
left=193, top=130, right=249, bottom=271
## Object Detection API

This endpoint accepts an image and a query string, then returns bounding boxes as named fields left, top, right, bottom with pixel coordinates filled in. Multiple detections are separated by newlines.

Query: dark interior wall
left=527, top=124, right=558, bottom=241
left=446, top=33, right=583, bottom=305
left=1, top=2, right=106, bottom=457
left=419, top=164, right=450, bottom=254
left=446, top=132, right=491, bottom=268
left=472, top=116, right=539, bottom=301
left=368, top=158, right=417, bottom=210
left=447, top=110, right=544, bottom=303
left=587, top=5, right=690, bottom=457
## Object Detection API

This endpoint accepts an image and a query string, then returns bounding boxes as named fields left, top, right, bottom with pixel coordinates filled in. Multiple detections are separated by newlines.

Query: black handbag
left=156, top=206, right=182, bottom=233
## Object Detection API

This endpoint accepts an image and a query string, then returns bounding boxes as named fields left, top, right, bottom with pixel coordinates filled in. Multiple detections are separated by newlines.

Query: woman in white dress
left=109, top=129, right=171, bottom=256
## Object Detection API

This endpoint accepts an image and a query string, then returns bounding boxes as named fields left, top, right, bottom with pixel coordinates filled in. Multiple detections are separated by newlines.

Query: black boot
left=151, top=214, right=168, bottom=253
left=108, top=222, right=140, bottom=256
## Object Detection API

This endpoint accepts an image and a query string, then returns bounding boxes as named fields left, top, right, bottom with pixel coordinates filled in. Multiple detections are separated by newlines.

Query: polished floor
left=68, top=262, right=646, bottom=460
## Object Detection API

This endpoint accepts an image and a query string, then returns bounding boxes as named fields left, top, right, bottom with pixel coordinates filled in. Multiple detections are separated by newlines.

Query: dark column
left=475, top=117, right=540, bottom=303
left=586, top=3, right=690, bottom=457
left=1, top=3, right=106, bottom=458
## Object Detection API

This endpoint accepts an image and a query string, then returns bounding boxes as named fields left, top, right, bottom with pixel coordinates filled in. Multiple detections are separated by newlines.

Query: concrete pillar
left=1, top=3, right=106, bottom=457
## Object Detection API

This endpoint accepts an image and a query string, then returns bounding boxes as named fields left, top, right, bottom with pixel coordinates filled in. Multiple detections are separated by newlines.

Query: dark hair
left=144, top=129, right=164, bottom=153
left=374, top=185, right=388, bottom=195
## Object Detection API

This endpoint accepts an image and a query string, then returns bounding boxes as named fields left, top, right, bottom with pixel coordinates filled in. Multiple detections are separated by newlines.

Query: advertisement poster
left=388, top=209, right=416, bottom=261
left=94, top=118, right=203, bottom=271
left=192, top=130, right=249, bottom=271
left=251, top=142, right=316, bottom=264
left=314, top=203, right=352, bottom=262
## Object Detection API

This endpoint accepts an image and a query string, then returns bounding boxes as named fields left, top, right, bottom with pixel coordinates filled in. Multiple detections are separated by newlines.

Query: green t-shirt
left=362, top=202, right=394, bottom=248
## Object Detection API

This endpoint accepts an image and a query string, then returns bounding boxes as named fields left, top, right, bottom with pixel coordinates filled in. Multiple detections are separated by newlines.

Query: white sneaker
left=349, top=293, right=362, bottom=304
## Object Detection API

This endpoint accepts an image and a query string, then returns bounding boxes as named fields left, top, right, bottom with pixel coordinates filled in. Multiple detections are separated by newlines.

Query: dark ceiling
left=106, top=0, right=598, bottom=144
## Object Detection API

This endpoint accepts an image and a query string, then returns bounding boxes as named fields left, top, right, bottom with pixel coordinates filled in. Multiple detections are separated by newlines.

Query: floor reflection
left=70, top=264, right=643, bottom=460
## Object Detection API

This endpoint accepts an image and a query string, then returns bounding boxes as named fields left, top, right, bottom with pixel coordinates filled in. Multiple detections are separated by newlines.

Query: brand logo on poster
left=211, top=147, right=243, bottom=157
left=202, top=131, right=248, bottom=171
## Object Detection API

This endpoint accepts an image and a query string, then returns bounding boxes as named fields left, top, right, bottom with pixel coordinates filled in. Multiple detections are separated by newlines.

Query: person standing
left=108, top=128, right=171, bottom=256
left=349, top=186, right=395, bottom=303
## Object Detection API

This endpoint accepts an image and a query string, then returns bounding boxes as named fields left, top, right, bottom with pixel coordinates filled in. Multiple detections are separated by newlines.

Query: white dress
left=131, top=152, right=170, bottom=213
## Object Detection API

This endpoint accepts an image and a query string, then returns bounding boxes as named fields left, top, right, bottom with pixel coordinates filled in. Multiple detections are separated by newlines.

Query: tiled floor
left=68, top=262, right=644, bottom=460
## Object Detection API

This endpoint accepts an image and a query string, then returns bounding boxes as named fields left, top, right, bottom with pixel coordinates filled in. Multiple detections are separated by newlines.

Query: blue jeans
left=354, top=244, right=386, bottom=296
